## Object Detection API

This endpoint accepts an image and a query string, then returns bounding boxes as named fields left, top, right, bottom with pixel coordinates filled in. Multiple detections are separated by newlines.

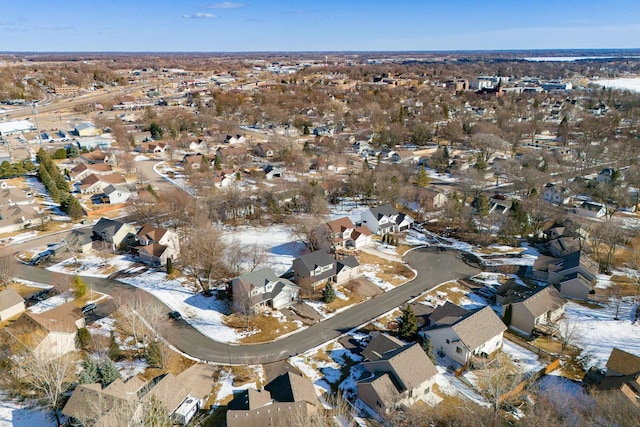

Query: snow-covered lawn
left=221, top=225, right=306, bottom=276
left=592, top=77, right=640, bottom=93
left=116, top=358, right=149, bottom=380
left=119, top=272, right=243, bottom=343
left=213, top=366, right=265, bottom=405
left=47, top=254, right=137, bottom=278
left=561, top=300, right=640, bottom=368
left=328, top=199, right=369, bottom=224
left=502, top=340, right=545, bottom=374
left=0, top=397, right=55, bottom=427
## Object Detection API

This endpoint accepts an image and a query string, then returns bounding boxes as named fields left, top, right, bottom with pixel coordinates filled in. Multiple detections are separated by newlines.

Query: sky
left=1, top=0, right=639, bottom=52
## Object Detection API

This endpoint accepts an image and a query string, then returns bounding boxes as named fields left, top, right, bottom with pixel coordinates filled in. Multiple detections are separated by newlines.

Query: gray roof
left=337, top=256, right=359, bottom=274
left=428, top=301, right=469, bottom=326
left=362, top=342, right=438, bottom=393
left=514, top=286, right=565, bottom=319
left=362, top=332, right=404, bottom=361
left=93, top=217, right=130, bottom=237
left=425, top=304, right=507, bottom=351
left=264, top=371, right=318, bottom=406
left=294, top=250, right=336, bottom=282
left=233, top=268, right=298, bottom=306
left=369, top=203, right=398, bottom=220
left=450, top=306, right=507, bottom=351
left=70, top=229, right=94, bottom=245
left=0, top=288, right=24, bottom=312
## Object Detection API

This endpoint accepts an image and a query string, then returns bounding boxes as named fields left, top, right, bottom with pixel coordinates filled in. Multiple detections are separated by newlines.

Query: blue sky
left=1, top=0, right=639, bottom=52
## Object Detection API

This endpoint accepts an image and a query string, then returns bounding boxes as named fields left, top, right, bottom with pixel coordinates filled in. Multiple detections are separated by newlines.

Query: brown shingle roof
left=11, top=302, right=83, bottom=334
left=326, top=217, right=355, bottom=234
left=362, top=332, right=404, bottom=361
left=264, top=371, right=318, bottom=406
left=517, top=286, right=565, bottom=319
left=450, top=306, right=507, bottom=351
left=607, top=348, right=640, bottom=376
left=0, top=288, right=25, bottom=312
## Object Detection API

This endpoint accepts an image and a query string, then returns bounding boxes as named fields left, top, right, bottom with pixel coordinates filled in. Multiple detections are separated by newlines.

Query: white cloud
left=203, top=2, right=246, bottom=9
left=183, top=12, right=217, bottom=19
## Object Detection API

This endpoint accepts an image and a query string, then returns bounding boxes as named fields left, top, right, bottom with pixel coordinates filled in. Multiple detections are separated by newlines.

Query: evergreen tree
left=149, top=122, right=163, bottom=140
left=213, top=155, right=221, bottom=171
left=200, top=155, right=209, bottom=171
left=108, top=332, right=121, bottom=361
left=416, top=166, right=430, bottom=188
left=76, top=327, right=92, bottom=350
left=166, top=257, right=174, bottom=274
left=422, top=337, right=436, bottom=363
left=98, top=359, right=121, bottom=387
left=79, top=356, right=100, bottom=384
left=322, top=282, right=336, bottom=303
left=73, top=274, right=88, bottom=298
left=397, top=305, right=418, bottom=340
left=146, top=340, right=164, bottom=369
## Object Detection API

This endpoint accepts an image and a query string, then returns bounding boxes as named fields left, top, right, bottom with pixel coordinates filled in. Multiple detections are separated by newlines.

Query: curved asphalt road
left=12, top=246, right=479, bottom=364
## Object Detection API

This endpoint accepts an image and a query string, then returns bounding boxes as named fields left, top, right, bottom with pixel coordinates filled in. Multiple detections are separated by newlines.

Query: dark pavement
left=13, top=246, right=479, bottom=364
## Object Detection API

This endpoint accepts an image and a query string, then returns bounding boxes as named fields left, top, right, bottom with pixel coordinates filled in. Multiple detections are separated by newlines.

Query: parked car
left=168, top=311, right=182, bottom=320
left=81, top=303, right=96, bottom=314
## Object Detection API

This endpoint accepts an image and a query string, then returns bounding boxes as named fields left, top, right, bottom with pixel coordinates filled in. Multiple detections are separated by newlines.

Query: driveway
left=12, top=246, right=479, bottom=364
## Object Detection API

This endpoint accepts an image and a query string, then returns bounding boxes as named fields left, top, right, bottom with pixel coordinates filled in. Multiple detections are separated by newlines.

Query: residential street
left=11, top=246, right=479, bottom=364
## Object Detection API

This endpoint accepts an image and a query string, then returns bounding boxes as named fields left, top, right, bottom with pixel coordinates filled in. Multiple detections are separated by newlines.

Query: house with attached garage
left=231, top=268, right=299, bottom=311
left=421, top=303, right=507, bottom=366
left=361, top=204, right=414, bottom=235
left=357, top=338, right=439, bottom=416
left=498, top=284, right=566, bottom=336
left=320, top=216, right=372, bottom=250
left=293, top=250, right=337, bottom=291
left=133, top=224, right=180, bottom=266
left=542, top=183, right=573, bottom=205
left=7, top=302, right=85, bottom=360
left=92, top=217, right=137, bottom=249
left=534, top=250, right=598, bottom=300
left=0, top=288, right=25, bottom=321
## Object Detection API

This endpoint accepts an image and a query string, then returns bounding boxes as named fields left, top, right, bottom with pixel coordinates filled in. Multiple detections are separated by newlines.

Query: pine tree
left=79, top=356, right=100, bottom=384
left=146, top=340, right=164, bottom=369
left=166, top=257, right=174, bottom=274
left=323, top=282, right=336, bottom=303
left=422, top=337, right=436, bottom=363
left=99, top=359, right=121, bottom=387
left=108, top=332, right=121, bottom=361
left=73, top=274, right=88, bottom=298
left=416, top=166, right=430, bottom=188
left=398, top=305, right=418, bottom=340
left=76, top=327, right=92, bottom=350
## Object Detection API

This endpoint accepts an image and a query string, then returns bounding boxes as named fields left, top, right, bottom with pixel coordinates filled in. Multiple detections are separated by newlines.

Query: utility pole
left=32, top=101, right=43, bottom=149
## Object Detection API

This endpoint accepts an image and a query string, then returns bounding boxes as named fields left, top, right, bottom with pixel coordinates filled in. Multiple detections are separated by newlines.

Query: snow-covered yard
left=118, top=272, right=243, bottom=343
left=0, top=398, right=56, bottom=427
left=560, top=300, right=640, bottom=368
left=47, top=254, right=137, bottom=278
left=221, top=225, right=306, bottom=276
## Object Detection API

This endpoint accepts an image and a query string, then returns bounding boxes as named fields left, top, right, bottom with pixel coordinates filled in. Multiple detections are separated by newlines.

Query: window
left=456, top=346, right=462, bottom=354
left=446, top=339, right=450, bottom=344
left=424, top=386, right=430, bottom=394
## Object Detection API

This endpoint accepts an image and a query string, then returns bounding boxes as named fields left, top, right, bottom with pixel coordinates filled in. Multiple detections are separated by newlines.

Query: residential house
left=215, top=147, right=248, bottom=166
left=547, top=237, right=582, bottom=258
left=253, top=143, right=274, bottom=158
left=499, top=285, right=566, bottom=336
left=77, top=150, right=117, bottom=165
left=231, top=268, right=299, bottom=311
left=320, top=216, right=372, bottom=249
left=421, top=303, right=507, bottom=366
left=67, top=229, right=94, bottom=254
left=102, top=184, right=131, bottom=204
left=336, top=256, right=360, bottom=284
left=293, top=250, right=337, bottom=291
left=262, top=164, right=284, bottom=179
left=357, top=340, right=438, bottom=416
left=361, top=204, right=414, bottom=235
left=0, top=186, right=34, bottom=206
left=223, top=134, right=246, bottom=144
left=0, top=288, right=25, bottom=321
left=574, top=201, right=607, bottom=219
left=542, top=183, right=573, bottom=205
left=593, top=348, right=640, bottom=408
left=92, top=218, right=136, bottom=249
left=597, top=168, right=619, bottom=183
left=182, top=154, right=206, bottom=170
left=361, top=332, right=405, bottom=362
left=69, top=162, right=113, bottom=181
left=62, top=373, right=192, bottom=427
left=78, top=173, right=127, bottom=194
left=226, top=372, right=318, bottom=427
left=0, top=204, right=42, bottom=234
left=416, top=187, right=448, bottom=210
left=134, top=224, right=180, bottom=266
left=7, top=302, right=85, bottom=359
left=488, top=196, right=512, bottom=215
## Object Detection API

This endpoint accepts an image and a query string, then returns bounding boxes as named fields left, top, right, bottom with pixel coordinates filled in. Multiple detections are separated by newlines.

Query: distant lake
left=524, top=56, right=640, bottom=62
left=592, top=78, right=640, bottom=93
